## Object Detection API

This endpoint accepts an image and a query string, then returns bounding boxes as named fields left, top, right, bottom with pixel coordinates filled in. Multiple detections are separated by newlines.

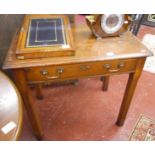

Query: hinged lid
left=16, top=14, right=75, bottom=59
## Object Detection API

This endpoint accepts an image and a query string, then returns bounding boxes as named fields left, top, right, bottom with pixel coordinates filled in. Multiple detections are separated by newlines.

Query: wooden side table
left=2, top=23, right=153, bottom=140
left=0, top=71, right=23, bottom=141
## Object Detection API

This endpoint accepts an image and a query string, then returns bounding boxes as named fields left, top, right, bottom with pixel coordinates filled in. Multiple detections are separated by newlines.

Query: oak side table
left=3, top=23, right=152, bottom=140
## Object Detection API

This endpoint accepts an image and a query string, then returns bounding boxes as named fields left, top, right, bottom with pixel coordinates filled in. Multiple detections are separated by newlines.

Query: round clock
left=86, top=14, right=130, bottom=38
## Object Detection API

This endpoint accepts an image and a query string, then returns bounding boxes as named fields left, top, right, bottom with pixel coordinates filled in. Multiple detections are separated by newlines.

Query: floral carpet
left=130, top=115, right=155, bottom=141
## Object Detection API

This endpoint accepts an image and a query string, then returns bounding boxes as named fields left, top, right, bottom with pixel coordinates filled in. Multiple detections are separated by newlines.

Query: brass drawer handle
left=118, top=62, right=125, bottom=68
left=45, top=75, right=59, bottom=80
left=40, top=68, right=64, bottom=75
left=104, top=62, right=125, bottom=73
left=106, top=68, right=121, bottom=72
left=40, top=70, right=59, bottom=79
left=40, top=70, right=48, bottom=75
left=57, top=67, right=64, bottom=74
left=80, top=65, right=90, bottom=71
left=40, top=68, right=64, bottom=80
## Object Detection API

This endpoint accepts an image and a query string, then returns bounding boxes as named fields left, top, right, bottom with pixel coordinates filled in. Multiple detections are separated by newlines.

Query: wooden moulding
left=16, top=14, right=75, bottom=59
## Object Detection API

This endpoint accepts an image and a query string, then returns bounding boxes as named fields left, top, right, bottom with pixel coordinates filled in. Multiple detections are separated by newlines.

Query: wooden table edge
left=1, top=71, right=23, bottom=141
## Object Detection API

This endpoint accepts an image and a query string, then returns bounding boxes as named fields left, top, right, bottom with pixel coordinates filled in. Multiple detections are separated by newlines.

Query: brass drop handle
left=40, top=67, right=64, bottom=80
left=104, top=64, right=111, bottom=69
left=40, top=70, right=59, bottom=79
left=80, top=65, right=90, bottom=71
left=57, top=67, right=64, bottom=74
left=45, top=75, right=59, bottom=80
left=40, top=70, right=48, bottom=75
left=118, top=62, right=125, bottom=68
left=104, top=62, right=125, bottom=73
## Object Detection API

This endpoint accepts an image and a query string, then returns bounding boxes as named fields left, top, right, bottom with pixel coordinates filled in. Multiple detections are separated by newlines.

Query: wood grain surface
left=0, top=71, right=23, bottom=140
left=3, top=23, right=152, bottom=69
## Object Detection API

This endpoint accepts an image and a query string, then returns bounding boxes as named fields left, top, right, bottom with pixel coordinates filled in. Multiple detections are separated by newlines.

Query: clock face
left=101, top=14, right=125, bottom=34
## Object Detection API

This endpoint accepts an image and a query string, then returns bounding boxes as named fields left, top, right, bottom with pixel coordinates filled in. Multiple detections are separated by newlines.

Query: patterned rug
left=130, top=115, right=155, bottom=141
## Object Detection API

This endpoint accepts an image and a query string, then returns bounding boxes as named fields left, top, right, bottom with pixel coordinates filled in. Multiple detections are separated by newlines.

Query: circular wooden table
left=0, top=71, right=22, bottom=140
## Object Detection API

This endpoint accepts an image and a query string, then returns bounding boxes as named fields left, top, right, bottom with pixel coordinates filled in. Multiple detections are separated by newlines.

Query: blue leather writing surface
left=26, top=18, right=66, bottom=47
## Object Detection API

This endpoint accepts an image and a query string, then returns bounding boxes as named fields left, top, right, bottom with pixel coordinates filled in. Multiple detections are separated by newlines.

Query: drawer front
left=25, top=59, right=137, bottom=82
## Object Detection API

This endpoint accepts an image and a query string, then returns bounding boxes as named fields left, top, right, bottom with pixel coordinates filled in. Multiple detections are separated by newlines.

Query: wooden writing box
left=16, top=14, right=75, bottom=59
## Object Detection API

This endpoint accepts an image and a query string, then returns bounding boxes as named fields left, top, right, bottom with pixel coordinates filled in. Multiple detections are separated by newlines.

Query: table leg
left=102, top=76, right=110, bottom=91
left=116, top=58, right=145, bottom=126
left=36, top=84, right=43, bottom=100
left=12, top=69, right=43, bottom=140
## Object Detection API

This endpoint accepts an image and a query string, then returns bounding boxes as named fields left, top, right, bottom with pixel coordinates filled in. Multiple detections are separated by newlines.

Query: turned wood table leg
left=116, top=58, right=145, bottom=126
left=12, top=69, right=43, bottom=140
left=102, top=76, right=110, bottom=91
left=36, top=84, right=43, bottom=100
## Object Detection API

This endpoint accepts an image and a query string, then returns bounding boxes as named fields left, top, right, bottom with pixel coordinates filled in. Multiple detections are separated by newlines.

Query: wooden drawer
left=101, top=58, right=137, bottom=75
left=25, top=58, right=137, bottom=82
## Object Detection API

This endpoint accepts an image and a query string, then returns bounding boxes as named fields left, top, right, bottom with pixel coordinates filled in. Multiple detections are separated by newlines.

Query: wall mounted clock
left=86, top=14, right=130, bottom=38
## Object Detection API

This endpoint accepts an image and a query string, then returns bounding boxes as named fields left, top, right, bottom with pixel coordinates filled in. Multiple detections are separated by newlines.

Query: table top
left=0, top=71, right=22, bottom=140
left=3, top=23, right=153, bottom=70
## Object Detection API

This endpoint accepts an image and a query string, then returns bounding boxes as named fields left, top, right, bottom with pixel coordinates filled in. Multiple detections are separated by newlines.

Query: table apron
left=24, top=58, right=138, bottom=83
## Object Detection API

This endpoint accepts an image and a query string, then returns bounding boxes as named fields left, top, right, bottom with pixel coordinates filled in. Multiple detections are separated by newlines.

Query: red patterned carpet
left=130, top=115, right=155, bottom=140
left=20, top=71, right=155, bottom=140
